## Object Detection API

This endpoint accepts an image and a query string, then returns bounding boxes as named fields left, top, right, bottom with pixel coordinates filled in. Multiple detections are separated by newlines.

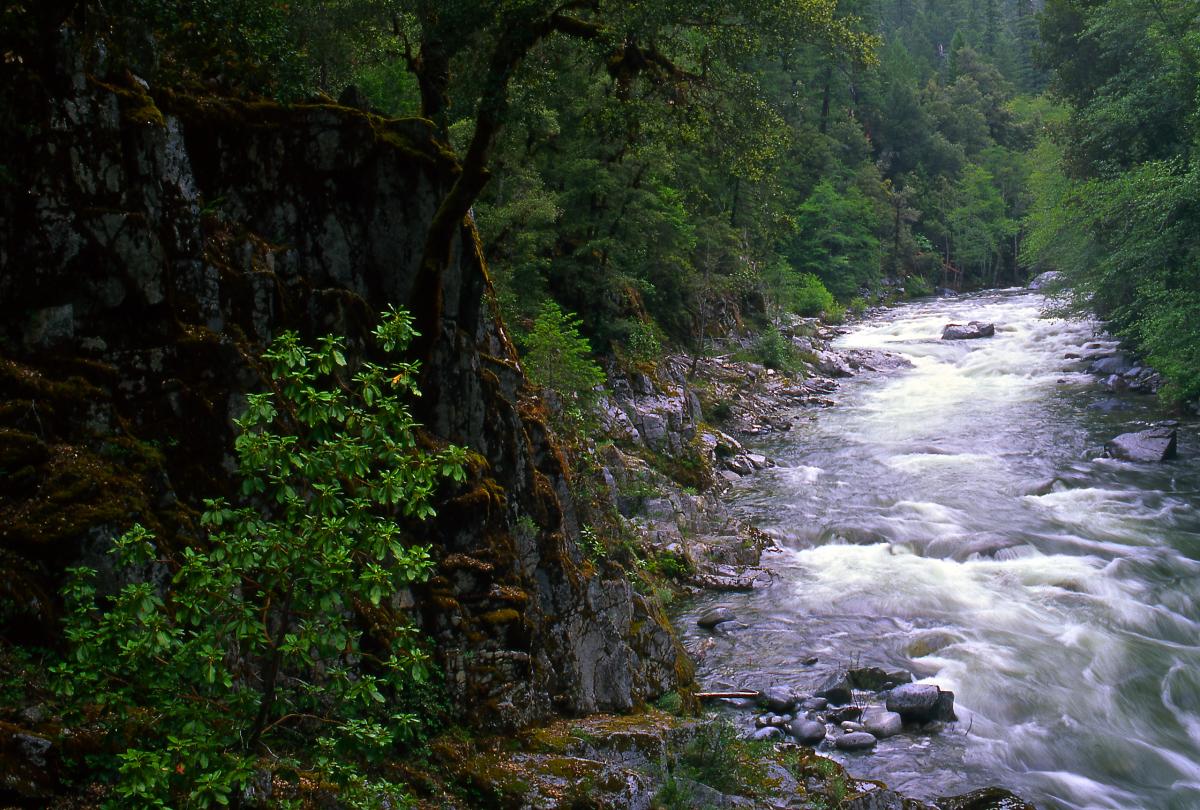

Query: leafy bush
left=523, top=302, right=606, bottom=432
left=904, top=274, right=934, bottom=298
left=626, top=320, right=664, bottom=366
left=787, top=272, right=838, bottom=317
left=54, top=309, right=466, bottom=807
left=753, top=326, right=795, bottom=370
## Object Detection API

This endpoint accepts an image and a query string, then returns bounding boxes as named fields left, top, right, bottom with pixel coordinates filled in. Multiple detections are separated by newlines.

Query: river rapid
left=679, top=290, right=1200, bottom=809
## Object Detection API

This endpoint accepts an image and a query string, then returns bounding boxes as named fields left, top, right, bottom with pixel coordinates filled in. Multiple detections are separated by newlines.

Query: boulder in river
left=787, top=718, right=827, bottom=744
left=862, top=709, right=903, bottom=739
left=942, top=322, right=996, bottom=340
left=751, top=726, right=784, bottom=742
left=757, top=686, right=797, bottom=714
left=834, top=731, right=877, bottom=751
left=1104, top=427, right=1177, bottom=462
left=936, top=786, right=1036, bottom=809
left=1027, top=271, right=1062, bottom=291
left=885, top=683, right=941, bottom=721
left=816, top=674, right=853, bottom=705
left=847, top=666, right=912, bottom=691
left=696, top=606, right=737, bottom=628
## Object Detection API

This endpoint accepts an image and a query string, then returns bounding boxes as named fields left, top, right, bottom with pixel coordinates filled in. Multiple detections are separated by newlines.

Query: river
left=679, top=290, right=1200, bottom=809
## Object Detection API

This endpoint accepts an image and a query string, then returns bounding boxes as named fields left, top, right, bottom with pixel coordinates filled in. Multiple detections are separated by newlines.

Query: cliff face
left=0, top=32, right=686, bottom=734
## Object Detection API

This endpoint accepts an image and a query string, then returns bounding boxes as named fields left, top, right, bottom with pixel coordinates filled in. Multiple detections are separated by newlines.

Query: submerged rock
left=936, top=786, right=1036, bottom=809
left=1104, top=427, right=1178, bottom=462
left=847, top=666, right=911, bottom=691
left=697, top=606, right=737, bottom=628
left=942, top=321, right=996, bottom=340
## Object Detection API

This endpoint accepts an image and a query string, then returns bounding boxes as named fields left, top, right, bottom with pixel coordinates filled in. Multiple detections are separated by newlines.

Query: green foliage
left=523, top=302, right=607, bottom=432
left=625, top=320, right=664, bottom=366
left=54, top=309, right=467, bottom=807
left=1029, top=0, right=1200, bottom=402
left=752, top=326, right=796, bottom=371
left=777, top=269, right=837, bottom=318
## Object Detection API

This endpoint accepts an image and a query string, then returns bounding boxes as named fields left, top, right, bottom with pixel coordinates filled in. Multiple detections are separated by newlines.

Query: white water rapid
left=681, top=290, right=1200, bottom=809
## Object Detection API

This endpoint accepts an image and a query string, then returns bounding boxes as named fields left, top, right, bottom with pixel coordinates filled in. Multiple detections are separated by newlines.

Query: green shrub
left=904, top=274, right=934, bottom=298
left=523, top=301, right=607, bottom=434
left=787, top=272, right=838, bottom=317
left=626, top=320, right=664, bottom=366
left=753, top=326, right=795, bottom=370
left=54, top=308, right=466, bottom=808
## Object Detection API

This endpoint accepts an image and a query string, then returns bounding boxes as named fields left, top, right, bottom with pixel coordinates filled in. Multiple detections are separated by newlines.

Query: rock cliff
left=0, top=31, right=686, bottom=739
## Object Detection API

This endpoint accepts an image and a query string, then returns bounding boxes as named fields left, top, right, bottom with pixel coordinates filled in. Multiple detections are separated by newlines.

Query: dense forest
left=2, top=0, right=1198, bottom=807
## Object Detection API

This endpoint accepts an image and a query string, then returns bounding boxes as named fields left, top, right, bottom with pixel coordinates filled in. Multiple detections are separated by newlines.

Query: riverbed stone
left=835, top=732, right=877, bottom=751
left=848, top=666, right=911, bottom=691
left=752, top=726, right=784, bottom=742
left=788, top=718, right=827, bottom=744
left=936, top=786, right=1036, bottom=809
left=758, top=686, right=797, bottom=714
left=885, top=683, right=940, bottom=721
left=1104, top=427, right=1177, bottom=462
left=697, top=607, right=737, bottom=628
left=816, top=674, right=853, bottom=705
left=862, top=709, right=903, bottom=739
left=800, top=697, right=828, bottom=711
left=1091, top=355, right=1132, bottom=375
left=941, top=321, right=995, bottom=340
left=828, top=706, right=863, bottom=724
left=933, top=690, right=957, bottom=722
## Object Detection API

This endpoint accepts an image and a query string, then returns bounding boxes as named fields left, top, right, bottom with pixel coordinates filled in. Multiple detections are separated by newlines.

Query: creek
left=679, top=290, right=1200, bottom=809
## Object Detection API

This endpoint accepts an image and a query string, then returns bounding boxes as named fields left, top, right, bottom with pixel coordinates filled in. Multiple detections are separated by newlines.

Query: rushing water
left=679, top=290, right=1200, bottom=809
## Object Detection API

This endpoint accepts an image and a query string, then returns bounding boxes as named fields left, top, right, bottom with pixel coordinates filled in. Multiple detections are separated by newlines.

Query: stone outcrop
left=0, top=29, right=686, bottom=746
left=1104, top=427, right=1178, bottom=462
left=941, top=322, right=996, bottom=340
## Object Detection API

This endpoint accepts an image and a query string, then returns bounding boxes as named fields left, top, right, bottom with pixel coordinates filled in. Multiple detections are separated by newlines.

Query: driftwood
left=696, top=690, right=760, bottom=700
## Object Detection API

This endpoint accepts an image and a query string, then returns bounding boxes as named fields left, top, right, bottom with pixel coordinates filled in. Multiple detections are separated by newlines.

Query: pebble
left=835, top=731, right=877, bottom=751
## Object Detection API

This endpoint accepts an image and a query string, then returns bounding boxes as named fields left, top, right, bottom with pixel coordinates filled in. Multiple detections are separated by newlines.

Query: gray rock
left=942, top=321, right=996, bottom=340
left=828, top=705, right=863, bottom=724
left=936, top=786, right=1036, bottom=809
left=1091, top=355, right=1132, bottom=375
left=800, top=697, right=828, bottom=711
left=835, top=731, right=877, bottom=751
left=787, top=718, right=828, bottom=744
left=841, top=721, right=866, bottom=732
left=862, top=709, right=903, bottom=739
left=746, top=453, right=769, bottom=469
left=752, top=726, right=784, bottom=742
left=885, top=683, right=940, bottom=721
left=1105, top=427, right=1178, bottom=462
left=933, top=690, right=957, bottom=722
left=847, top=666, right=911, bottom=691
left=1028, top=271, right=1062, bottom=290
left=758, top=686, right=797, bottom=714
left=697, top=606, right=737, bottom=628
left=817, top=675, right=853, bottom=706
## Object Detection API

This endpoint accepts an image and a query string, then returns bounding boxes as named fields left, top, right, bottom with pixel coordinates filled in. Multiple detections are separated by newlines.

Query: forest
left=1, top=0, right=1198, bottom=807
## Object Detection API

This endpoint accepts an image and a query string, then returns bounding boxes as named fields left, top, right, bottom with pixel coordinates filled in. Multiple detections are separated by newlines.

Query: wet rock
left=835, top=731, right=877, bottom=751
left=885, top=683, right=940, bottom=721
left=800, top=697, right=828, bottom=711
left=802, top=656, right=819, bottom=666
left=751, top=726, right=784, bottom=742
left=862, top=709, right=903, bottom=739
left=1091, top=355, right=1132, bottom=375
left=828, top=706, right=863, bottom=724
left=1027, top=271, right=1062, bottom=290
left=816, top=674, right=853, bottom=705
left=933, top=690, right=957, bottom=722
left=757, top=686, right=797, bottom=714
left=1105, top=427, right=1177, bottom=462
left=697, top=607, right=737, bottom=628
left=847, top=666, right=911, bottom=691
left=935, top=786, right=1036, bottom=809
left=787, top=718, right=827, bottom=744
left=841, top=721, right=867, bottom=732
left=1087, top=398, right=1130, bottom=413
left=942, top=321, right=995, bottom=340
